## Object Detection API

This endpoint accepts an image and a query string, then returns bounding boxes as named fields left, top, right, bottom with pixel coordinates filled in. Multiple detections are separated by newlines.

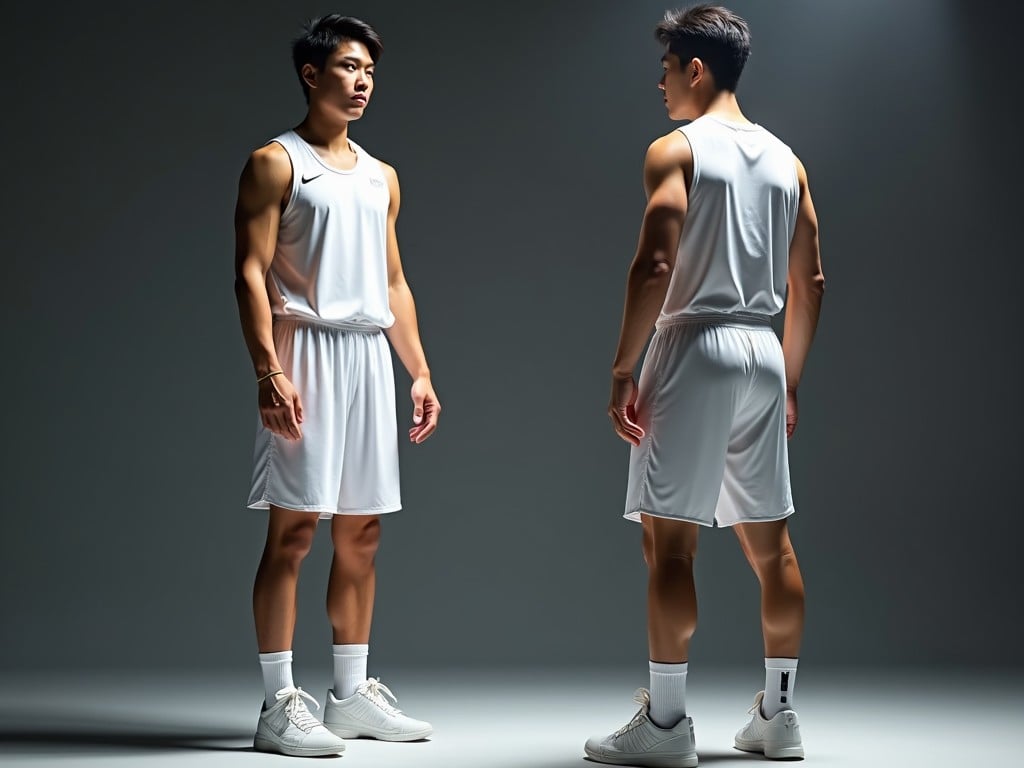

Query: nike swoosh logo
left=301, top=173, right=323, bottom=184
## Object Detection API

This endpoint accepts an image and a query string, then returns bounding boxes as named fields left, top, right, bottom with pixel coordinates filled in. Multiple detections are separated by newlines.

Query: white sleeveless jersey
left=265, top=130, right=394, bottom=329
left=660, top=115, right=799, bottom=320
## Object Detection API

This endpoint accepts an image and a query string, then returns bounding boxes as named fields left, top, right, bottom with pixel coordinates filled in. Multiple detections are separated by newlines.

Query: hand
left=409, top=376, right=440, bottom=444
left=786, top=387, right=798, bottom=439
left=608, top=373, right=645, bottom=446
left=259, top=374, right=304, bottom=440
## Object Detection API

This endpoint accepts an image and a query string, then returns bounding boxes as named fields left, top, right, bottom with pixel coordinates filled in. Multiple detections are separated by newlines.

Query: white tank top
left=265, top=130, right=394, bottom=329
left=660, top=115, right=799, bottom=321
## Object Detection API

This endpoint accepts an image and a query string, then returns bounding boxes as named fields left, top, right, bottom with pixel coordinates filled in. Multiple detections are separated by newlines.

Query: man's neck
left=696, top=91, right=751, bottom=125
left=296, top=106, right=351, bottom=152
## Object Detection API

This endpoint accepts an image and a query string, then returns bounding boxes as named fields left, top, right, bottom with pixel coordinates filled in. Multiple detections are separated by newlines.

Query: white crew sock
left=763, top=657, right=798, bottom=718
left=259, top=650, right=294, bottom=707
left=332, top=644, right=369, bottom=699
left=649, top=661, right=688, bottom=728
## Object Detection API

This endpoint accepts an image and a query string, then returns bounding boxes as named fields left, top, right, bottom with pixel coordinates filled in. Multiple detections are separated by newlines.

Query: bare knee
left=746, top=544, right=798, bottom=578
left=641, top=515, right=699, bottom=572
left=264, top=521, right=317, bottom=569
left=334, top=518, right=381, bottom=575
left=645, top=539, right=697, bottom=577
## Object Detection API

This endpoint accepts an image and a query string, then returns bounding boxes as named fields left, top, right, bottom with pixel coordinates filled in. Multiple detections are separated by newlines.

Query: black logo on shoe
left=301, top=173, right=323, bottom=184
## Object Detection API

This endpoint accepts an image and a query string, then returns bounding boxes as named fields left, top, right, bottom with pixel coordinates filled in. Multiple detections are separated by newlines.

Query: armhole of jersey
left=266, top=138, right=298, bottom=221
left=676, top=126, right=699, bottom=199
left=788, top=148, right=801, bottom=239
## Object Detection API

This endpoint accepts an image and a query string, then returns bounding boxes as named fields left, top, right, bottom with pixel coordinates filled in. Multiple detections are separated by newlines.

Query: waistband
left=655, top=312, right=773, bottom=330
left=272, top=313, right=383, bottom=333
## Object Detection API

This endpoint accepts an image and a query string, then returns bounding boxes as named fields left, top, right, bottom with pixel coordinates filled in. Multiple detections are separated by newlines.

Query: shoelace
left=613, top=688, right=651, bottom=737
left=277, top=687, right=322, bottom=733
left=358, top=677, right=402, bottom=715
left=747, top=693, right=765, bottom=716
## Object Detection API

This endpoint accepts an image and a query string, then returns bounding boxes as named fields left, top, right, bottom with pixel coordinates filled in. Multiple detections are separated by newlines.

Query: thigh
left=626, top=324, right=747, bottom=524
left=338, top=331, right=401, bottom=514
left=717, top=330, right=793, bottom=526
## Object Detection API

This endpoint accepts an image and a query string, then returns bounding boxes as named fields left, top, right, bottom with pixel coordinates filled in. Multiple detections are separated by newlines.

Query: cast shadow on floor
left=578, top=750, right=765, bottom=766
left=0, top=707, right=260, bottom=756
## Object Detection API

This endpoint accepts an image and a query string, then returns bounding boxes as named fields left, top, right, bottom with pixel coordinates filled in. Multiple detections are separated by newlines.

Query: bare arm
left=782, top=156, right=825, bottom=436
left=608, top=132, right=690, bottom=445
left=380, top=163, right=440, bottom=444
left=233, top=144, right=303, bottom=440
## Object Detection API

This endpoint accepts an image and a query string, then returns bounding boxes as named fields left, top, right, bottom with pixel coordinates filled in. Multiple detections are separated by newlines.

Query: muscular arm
left=233, top=144, right=302, bottom=439
left=380, top=163, right=440, bottom=442
left=611, top=132, right=690, bottom=377
left=782, top=157, right=825, bottom=436
left=608, top=132, right=690, bottom=445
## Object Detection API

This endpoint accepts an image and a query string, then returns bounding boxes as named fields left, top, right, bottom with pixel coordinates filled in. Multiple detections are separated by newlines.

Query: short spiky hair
left=292, top=15, right=383, bottom=103
left=655, top=5, right=751, bottom=91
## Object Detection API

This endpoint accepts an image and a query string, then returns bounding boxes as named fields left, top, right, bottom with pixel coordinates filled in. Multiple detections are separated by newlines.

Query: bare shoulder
left=241, top=142, right=291, bottom=194
left=377, top=159, right=399, bottom=185
left=645, top=130, right=692, bottom=170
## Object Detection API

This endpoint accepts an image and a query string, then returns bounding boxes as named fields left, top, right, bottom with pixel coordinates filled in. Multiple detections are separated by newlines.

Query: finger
left=624, top=406, right=645, bottom=438
left=618, top=409, right=645, bottom=439
left=285, top=405, right=302, bottom=440
left=411, top=413, right=438, bottom=443
left=411, top=394, right=425, bottom=425
left=610, top=411, right=641, bottom=447
left=294, top=393, right=304, bottom=423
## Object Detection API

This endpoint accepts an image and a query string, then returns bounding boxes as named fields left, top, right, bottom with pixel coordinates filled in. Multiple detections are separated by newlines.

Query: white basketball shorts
left=247, top=315, right=401, bottom=519
left=624, top=314, right=794, bottom=527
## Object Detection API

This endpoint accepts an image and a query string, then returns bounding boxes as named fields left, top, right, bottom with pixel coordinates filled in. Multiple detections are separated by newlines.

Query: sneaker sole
left=734, top=740, right=804, bottom=760
left=324, top=724, right=433, bottom=742
left=583, top=744, right=698, bottom=768
left=254, top=736, right=346, bottom=756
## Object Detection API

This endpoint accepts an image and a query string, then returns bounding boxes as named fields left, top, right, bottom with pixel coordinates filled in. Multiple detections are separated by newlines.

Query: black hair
left=655, top=5, right=751, bottom=91
left=292, top=15, right=383, bottom=103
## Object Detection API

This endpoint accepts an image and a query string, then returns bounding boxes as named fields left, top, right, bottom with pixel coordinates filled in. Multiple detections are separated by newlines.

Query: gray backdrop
left=1, top=0, right=1020, bottom=674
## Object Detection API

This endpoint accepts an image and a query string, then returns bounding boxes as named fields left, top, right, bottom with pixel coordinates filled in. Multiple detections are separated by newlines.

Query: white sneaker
left=323, top=677, right=433, bottom=741
left=253, top=686, right=347, bottom=757
left=584, top=688, right=698, bottom=768
left=734, top=690, right=804, bottom=760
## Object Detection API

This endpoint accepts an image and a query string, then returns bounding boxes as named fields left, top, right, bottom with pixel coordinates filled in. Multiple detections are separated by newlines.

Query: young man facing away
left=233, top=15, right=440, bottom=757
left=585, top=5, right=824, bottom=766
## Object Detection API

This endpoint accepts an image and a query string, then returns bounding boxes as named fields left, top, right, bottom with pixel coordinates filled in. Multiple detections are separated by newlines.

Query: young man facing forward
left=233, top=15, right=440, bottom=757
left=586, top=6, right=824, bottom=766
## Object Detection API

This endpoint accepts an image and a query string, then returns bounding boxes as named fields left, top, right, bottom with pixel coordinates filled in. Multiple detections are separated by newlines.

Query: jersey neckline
left=699, top=114, right=763, bottom=132
left=290, top=130, right=361, bottom=175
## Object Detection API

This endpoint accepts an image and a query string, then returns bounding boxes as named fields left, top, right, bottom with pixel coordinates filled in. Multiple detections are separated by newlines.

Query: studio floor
left=0, top=667, right=1018, bottom=767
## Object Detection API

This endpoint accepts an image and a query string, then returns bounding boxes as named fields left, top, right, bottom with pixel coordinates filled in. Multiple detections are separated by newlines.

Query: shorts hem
left=624, top=505, right=795, bottom=527
left=247, top=499, right=402, bottom=516
left=624, top=509, right=715, bottom=527
left=715, top=506, right=795, bottom=528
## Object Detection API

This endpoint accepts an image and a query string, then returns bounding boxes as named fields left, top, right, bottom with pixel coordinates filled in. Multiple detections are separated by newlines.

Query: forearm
left=611, top=261, right=672, bottom=377
left=781, top=282, right=823, bottom=390
left=234, top=271, right=281, bottom=377
left=384, top=282, right=430, bottom=380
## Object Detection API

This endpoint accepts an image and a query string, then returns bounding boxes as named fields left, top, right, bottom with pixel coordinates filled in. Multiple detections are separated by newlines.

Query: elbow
left=630, top=252, right=675, bottom=283
left=810, top=271, right=825, bottom=297
left=234, top=260, right=267, bottom=301
left=233, top=275, right=248, bottom=301
left=791, top=271, right=825, bottom=301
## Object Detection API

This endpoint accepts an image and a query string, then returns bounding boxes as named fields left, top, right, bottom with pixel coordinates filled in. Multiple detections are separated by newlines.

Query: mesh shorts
left=624, top=314, right=794, bottom=527
left=247, top=315, right=401, bottom=519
